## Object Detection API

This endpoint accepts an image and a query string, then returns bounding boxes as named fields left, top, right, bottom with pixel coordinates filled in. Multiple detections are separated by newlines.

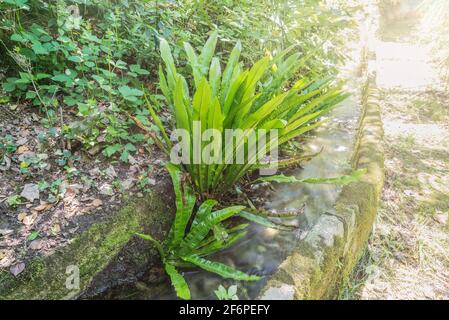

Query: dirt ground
left=0, top=105, right=167, bottom=276
left=342, top=21, right=449, bottom=300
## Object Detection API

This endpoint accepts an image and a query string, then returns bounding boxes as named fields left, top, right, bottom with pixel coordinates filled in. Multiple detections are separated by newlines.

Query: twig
left=125, top=111, right=169, bottom=154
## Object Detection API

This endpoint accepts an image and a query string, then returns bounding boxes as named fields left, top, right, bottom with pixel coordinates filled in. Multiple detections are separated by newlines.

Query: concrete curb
left=259, top=78, right=384, bottom=300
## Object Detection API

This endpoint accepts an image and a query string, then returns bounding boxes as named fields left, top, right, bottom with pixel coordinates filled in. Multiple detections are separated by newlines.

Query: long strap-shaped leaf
left=192, top=79, right=214, bottom=193
left=180, top=205, right=245, bottom=253
left=191, top=199, right=217, bottom=228
left=199, top=31, right=218, bottom=74
left=238, top=211, right=297, bottom=231
left=158, top=65, right=172, bottom=106
left=135, top=232, right=165, bottom=258
left=143, top=92, right=172, bottom=148
left=182, top=255, right=261, bottom=281
left=288, top=89, right=342, bottom=123
left=194, top=230, right=248, bottom=257
left=184, top=42, right=202, bottom=88
left=166, top=163, right=196, bottom=248
left=209, top=57, right=222, bottom=98
left=253, top=168, right=367, bottom=185
left=221, top=41, right=242, bottom=106
left=173, top=75, right=191, bottom=132
left=159, top=38, right=178, bottom=92
left=164, top=263, right=191, bottom=300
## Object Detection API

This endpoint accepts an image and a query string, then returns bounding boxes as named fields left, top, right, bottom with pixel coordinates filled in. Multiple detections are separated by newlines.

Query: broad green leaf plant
left=148, top=32, right=349, bottom=197
left=136, top=163, right=261, bottom=300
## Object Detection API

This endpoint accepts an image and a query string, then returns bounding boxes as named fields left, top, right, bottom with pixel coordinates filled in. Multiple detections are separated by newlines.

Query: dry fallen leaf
left=17, top=145, right=29, bottom=154
left=22, top=212, right=38, bottom=226
left=33, top=202, right=52, bottom=212
left=0, top=229, right=13, bottom=236
left=51, top=224, right=61, bottom=235
left=10, top=262, right=25, bottom=276
left=434, top=213, right=448, bottom=225
left=0, top=249, right=7, bottom=261
left=17, top=212, right=27, bottom=222
left=91, top=199, right=103, bottom=207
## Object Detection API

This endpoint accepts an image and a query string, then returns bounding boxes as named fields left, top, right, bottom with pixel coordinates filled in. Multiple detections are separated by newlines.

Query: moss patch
left=0, top=188, right=173, bottom=300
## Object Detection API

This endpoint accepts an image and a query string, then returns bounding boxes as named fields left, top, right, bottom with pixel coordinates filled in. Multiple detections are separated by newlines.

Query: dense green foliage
left=1, top=0, right=362, bottom=300
left=1, top=0, right=359, bottom=161
left=152, top=32, right=348, bottom=196
left=136, top=163, right=261, bottom=300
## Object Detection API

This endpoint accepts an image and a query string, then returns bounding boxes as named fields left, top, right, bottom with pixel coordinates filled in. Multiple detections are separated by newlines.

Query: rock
left=20, top=183, right=40, bottom=202
left=260, top=284, right=296, bottom=300
left=0, top=156, right=11, bottom=171
left=10, top=262, right=25, bottom=276
left=16, top=137, right=28, bottom=145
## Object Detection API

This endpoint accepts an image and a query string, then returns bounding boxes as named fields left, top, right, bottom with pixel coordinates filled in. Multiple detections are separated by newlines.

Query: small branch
left=126, top=111, right=170, bottom=154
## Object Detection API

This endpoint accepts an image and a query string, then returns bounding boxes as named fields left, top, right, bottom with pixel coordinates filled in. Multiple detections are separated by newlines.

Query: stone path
left=343, top=31, right=449, bottom=300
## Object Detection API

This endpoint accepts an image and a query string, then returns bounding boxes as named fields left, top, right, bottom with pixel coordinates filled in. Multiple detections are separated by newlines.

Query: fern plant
left=136, top=163, right=261, bottom=300
left=147, top=32, right=349, bottom=198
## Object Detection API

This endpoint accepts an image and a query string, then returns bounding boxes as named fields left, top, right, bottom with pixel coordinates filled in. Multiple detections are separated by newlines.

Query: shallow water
left=102, top=67, right=362, bottom=300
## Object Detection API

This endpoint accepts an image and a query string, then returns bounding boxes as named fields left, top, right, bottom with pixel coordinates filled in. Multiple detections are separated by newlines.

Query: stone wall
left=259, top=79, right=385, bottom=300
